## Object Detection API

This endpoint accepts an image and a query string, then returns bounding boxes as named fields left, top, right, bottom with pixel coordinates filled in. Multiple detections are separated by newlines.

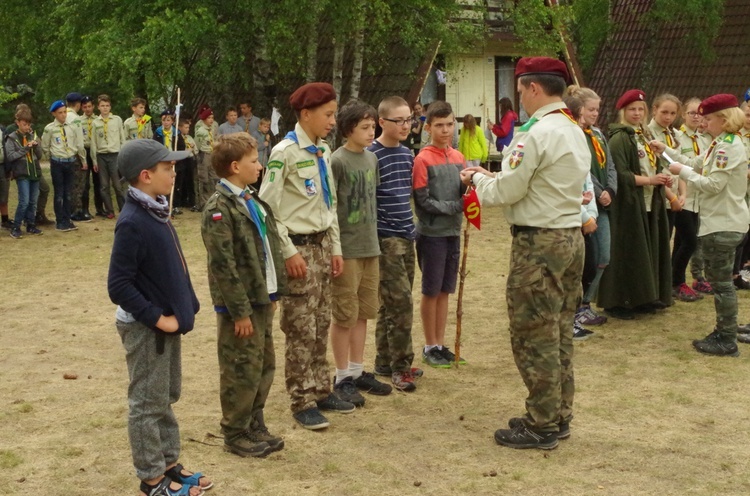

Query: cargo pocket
left=506, top=264, right=551, bottom=333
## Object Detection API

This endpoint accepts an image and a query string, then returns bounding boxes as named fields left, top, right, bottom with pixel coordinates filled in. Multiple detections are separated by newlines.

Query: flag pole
left=454, top=217, right=471, bottom=367
left=169, top=87, right=182, bottom=215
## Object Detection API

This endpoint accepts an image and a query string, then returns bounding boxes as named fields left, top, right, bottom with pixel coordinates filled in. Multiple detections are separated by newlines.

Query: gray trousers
left=99, top=153, right=125, bottom=213
left=116, top=320, right=181, bottom=481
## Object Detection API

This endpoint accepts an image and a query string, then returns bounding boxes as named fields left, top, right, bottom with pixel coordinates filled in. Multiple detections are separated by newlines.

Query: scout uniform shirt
left=258, top=122, right=342, bottom=259
left=678, top=132, right=750, bottom=235
left=676, top=125, right=711, bottom=212
left=630, top=124, right=659, bottom=212
left=41, top=119, right=83, bottom=162
left=90, top=114, right=126, bottom=165
left=195, top=119, right=220, bottom=138
left=194, top=124, right=215, bottom=153
left=82, top=113, right=97, bottom=149
left=182, top=133, right=199, bottom=157
left=64, top=109, right=87, bottom=163
left=124, top=114, right=153, bottom=140
left=647, top=119, right=681, bottom=206
left=472, top=101, right=590, bottom=228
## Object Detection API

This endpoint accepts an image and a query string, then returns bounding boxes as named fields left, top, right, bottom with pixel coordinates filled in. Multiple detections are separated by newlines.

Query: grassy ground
left=2, top=175, right=750, bottom=495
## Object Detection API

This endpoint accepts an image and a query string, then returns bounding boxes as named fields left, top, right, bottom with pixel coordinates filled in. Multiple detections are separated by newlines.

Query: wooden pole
left=169, top=87, right=181, bottom=216
left=455, top=220, right=471, bottom=366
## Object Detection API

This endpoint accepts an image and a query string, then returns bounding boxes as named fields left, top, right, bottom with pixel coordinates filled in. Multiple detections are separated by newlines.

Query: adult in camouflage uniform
left=461, top=57, right=590, bottom=450
left=64, top=93, right=89, bottom=222
left=201, top=133, right=288, bottom=457
left=259, top=82, right=352, bottom=430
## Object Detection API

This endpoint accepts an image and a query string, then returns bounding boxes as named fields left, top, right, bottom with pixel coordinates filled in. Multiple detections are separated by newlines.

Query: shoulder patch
left=508, top=149, right=525, bottom=169
left=715, top=150, right=729, bottom=169
left=296, top=159, right=315, bottom=169
left=267, top=160, right=284, bottom=170
left=723, top=134, right=735, bottom=143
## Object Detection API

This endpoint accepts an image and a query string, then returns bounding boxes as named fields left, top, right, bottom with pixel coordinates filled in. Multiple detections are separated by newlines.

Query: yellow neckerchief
left=634, top=126, right=656, bottom=169
left=58, top=121, right=70, bottom=153
left=663, top=126, right=676, bottom=148
left=208, top=129, right=214, bottom=146
left=680, top=124, right=700, bottom=155
left=584, top=127, right=606, bottom=168
left=742, top=127, right=750, bottom=139
left=182, top=133, right=193, bottom=149
left=244, top=119, right=250, bottom=133
left=86, top=115, right=93, bottom=138
left=22, top=134, right=33, bottom=165
left=101, top=115, right=110, bottom=142
left=163, top=128, right=172, bottom=150
left=136, top=114, right=151, bottom=138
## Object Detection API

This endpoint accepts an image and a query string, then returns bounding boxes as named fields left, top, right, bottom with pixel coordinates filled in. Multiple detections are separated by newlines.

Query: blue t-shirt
left=368, top=141, right=416, bottom=240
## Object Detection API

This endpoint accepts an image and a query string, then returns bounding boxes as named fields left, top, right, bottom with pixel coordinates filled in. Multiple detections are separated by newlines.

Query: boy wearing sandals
left=108, top=139, right=212, bottom=496
left=201, top=133, right=288, bottom=457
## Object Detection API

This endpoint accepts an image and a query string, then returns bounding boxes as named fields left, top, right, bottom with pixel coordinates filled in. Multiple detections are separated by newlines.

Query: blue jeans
left=13, top=178, right=40, bottom=228
left=50, top=159, right=75, bottom=226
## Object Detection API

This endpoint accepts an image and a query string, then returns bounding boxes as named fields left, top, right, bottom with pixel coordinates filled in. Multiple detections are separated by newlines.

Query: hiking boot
left=439, top=346, right=467, bottom=365
left=26, top=225, right=43, bottom=235
left=9, top=228, right=22, bottom=239
left=573, top=321, right=594, bottom=341
left=374, top=364, right=392, bottom=376
left=692, top=279, right=713, bottom=294
left=605, top=306, right=635, bottom=320
left=317, top=393, right=356, bottom=413
left=674, top=283, right=699, bottom=302
left=508, top=417, right=570, bottom=440
left=292, top=407, right=330, bottom=430
left=693, top=332, right=739, bottom=357
left=494, top=423, right=559, bottom=450
left=391, top=370, right=416, bottom=392
left=576, top=305, right=607, bottom=326
left=223, top=431, right=272, bottom=458
left=354, top=372, right=392, bottom=396
left=422, top=347, right=451, bottom=368
left=333, top=376, right=366, bottom=407
left=248, top=413, right=284, bottom=452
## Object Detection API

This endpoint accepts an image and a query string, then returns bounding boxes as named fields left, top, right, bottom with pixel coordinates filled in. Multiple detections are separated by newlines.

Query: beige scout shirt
left=41, top=120, right=83, bottom=161
left=258, top=123, right=342, bottom=259
left=182, top=134, right=199, bottom=157
left=647, top=119, right=681, bottom=204
left=194, top=124, right=215, bottom=153
left=81, top=113, right=97, bottom=148
left=124, top=114, right=154, bottom=140
left=675, top=126, right=711, bottom=212
left=90, top=114, right=126, bottom=164
left=195, top=119, right=220, bottom=138
left=472, top=101, right=590, bottom=229
left=63, top=109, right=86, bottom=163
left=628, top=124, right=659, bottom=212
left=678, top=133, right=750, bottom=235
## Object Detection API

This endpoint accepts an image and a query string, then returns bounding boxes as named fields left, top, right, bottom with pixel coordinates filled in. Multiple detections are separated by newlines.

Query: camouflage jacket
left=202, top=184, right=288, bottom=319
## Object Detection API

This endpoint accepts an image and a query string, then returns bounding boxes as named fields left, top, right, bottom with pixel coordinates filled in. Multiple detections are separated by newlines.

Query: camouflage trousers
left=690, top=217, right=706, bottom=280
left=507, top=227, right=584, bottom=432
left=70, top=158, right=87, bottom=213
left=197, top=152, right=218, bottom=209
left=217, top=304, right=276, bottom=437
left=280, top=234, right=333, bottom=413
left=701, top=231, right=745, bottom=340
left=375, top=237, right=416, bottom=372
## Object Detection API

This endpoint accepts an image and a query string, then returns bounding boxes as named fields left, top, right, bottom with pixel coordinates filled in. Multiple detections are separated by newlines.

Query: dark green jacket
left=202, top=184, right=288, bottom=319
left=597, top=124, right=673, bottom=309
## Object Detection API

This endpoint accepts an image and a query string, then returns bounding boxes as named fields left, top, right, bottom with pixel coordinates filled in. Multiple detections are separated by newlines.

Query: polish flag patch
left=212, top=212, right=222, bottom=221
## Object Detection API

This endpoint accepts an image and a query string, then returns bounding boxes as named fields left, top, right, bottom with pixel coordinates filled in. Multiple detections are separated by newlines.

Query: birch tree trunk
left=349, top=27, right=365, bottom=100
left=306, top=34, right=318, bottom=82
left=332, top=38, right=344, bottom=103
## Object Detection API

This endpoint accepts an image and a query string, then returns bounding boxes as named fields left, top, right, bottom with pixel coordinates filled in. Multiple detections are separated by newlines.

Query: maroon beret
left=615, top=89, right=646, bottom=110
left=198, top=106, right=213, bottom=120
left=289, top=82, right=337, bottom=111
left=699, top=93, right=738, bottom=116
left=515, top=57, right=570, bottom=83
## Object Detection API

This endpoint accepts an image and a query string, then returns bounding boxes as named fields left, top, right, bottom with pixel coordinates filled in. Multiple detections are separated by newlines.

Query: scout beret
left=615, top=89, right=646, bottom=110
left=49, top=100, right=66, bottom=113
left=65, top=92, right=83, bottom=103
left=198, top=106, right=213, bottom=120
left=744, top=88, right=750, bottom=103
left=698, top=94, right=739, bottom=116
left=118, top=139, right=191, bottom=182
left=81, top=95, right=93, bottom=104
left=161, top=109, right=175, bottom=117
left=514, top=57, right=570, bottom=83
left=289, top=82, right=337, bottom=111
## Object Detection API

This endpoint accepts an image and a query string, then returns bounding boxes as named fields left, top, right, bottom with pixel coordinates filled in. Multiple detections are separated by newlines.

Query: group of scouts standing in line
left=4, top=53, right=747, bottom=494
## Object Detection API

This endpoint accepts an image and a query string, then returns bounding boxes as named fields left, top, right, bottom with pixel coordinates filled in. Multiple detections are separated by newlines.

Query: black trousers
left=672, top=211, right=699, bottom=286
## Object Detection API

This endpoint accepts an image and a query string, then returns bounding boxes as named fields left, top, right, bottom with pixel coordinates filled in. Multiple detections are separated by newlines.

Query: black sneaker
left=9, top=228, right=22, bottom=239
left=693, top=333, right=739, bottom=357
left=354, top=372, right=392, bottom=396
left=734, top=277, right=750, bottom=290
left=573, top=321, right=594, bottom=341
left=494, top=423, right=559, bottom=450
left=1, top=220, right=13, bottom=230
left=374, top=364, right=392, bottom=376
left=508, top=417, right=570, bottom=440
left=70, top=212, right=84, bottom=222
left=317, top=393, right=355, bottom=414
left=26, top=225, right=43, bottom=235
left=67, top=222, right=78, bottom=231
left=738, top=332, right=750, bottom=344
left=333, top=376, right=365, bottom=407
left=56, top=223, right=73, bottom=232
left=438, top=346, right=467, bottom=365
left=422, top=347, right=451, bottom=368
left=80, top=212, right=94, bottom=222
left=95, top=211, right=107, bottom=218
left=292, top=407, right=330, bottom=430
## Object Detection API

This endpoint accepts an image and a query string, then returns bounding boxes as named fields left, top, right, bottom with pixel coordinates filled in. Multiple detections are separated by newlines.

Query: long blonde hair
left=714, top=107, right=745, bottom=134
left=463, top=114, right=476, bottom=136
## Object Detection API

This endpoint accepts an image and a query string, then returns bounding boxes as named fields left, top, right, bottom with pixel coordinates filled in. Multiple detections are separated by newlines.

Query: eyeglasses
left=382, top=117, right=411, bottom=126
left=687, top=111, right=699, bottom=116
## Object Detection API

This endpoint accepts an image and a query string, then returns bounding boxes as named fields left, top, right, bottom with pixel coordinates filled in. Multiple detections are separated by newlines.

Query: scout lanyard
left=584, top=128, right=606, bottom=168
left=284, top=130, right=332, bottom=208
left=634, top=128, right=656, bottom=169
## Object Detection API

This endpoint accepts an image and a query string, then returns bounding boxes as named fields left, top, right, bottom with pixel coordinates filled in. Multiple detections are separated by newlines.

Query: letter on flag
left=463, top=188, right=481, bottom=230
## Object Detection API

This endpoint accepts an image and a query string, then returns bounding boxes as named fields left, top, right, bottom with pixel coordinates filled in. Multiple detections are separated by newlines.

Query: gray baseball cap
left=117, top=139, right=191, bottom=181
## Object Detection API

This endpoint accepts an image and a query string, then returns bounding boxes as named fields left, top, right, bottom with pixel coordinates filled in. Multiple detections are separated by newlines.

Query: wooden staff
left=454, top=219, right=471, bottom=366
left=168, top=87, right=181, bottom=215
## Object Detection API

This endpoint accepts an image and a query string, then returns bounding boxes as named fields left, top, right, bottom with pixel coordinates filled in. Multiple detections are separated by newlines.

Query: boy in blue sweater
left=108, top=139, right=212, bottom=496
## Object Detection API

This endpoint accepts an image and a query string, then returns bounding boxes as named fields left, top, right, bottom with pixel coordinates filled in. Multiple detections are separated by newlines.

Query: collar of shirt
left=294, top=122, right=323, bottom=150
left=529, top=101, right=568, bottom=121
left=219, top=178, right=249, bottom=198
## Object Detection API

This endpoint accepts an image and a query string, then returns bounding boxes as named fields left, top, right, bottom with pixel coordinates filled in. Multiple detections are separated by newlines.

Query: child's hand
left=332, top=255, right=344, bottom=278
left=234, top=316, right=254, bottom=338
left=582, top=191, right=593, bottom=205
left=286, top=252, right=307, bottom=279
left=156, top=315, right=179, bottom=333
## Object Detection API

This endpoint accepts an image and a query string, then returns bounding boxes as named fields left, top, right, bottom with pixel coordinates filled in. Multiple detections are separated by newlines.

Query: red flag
left=463, top=188, right=481, bottom=230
